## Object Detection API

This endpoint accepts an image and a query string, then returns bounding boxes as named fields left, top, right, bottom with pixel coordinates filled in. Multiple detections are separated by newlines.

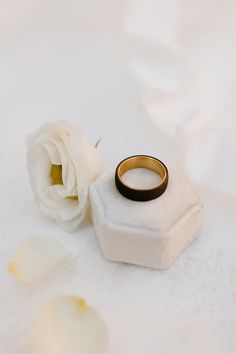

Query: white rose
left=26, top=121, right=102, bottom=231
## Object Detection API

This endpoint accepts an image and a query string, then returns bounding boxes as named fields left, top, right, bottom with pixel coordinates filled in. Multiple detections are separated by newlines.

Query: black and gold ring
left=115, top=155, right=168, bottom=202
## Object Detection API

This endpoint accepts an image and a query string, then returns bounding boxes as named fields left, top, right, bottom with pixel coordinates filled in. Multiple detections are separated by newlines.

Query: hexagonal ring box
left=90, top=165, right=203, bottom=270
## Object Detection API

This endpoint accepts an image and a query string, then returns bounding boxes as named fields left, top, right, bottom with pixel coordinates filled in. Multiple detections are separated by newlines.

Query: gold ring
left=115, top=155, right=168, bottom=201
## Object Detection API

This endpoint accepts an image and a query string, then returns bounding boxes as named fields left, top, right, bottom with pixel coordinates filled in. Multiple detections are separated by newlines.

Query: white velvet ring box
left=90, top=165, right=203, bottom=270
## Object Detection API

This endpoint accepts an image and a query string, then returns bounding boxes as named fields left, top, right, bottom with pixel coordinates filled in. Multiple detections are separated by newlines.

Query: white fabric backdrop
left=0, top=1, right=235, bottom=353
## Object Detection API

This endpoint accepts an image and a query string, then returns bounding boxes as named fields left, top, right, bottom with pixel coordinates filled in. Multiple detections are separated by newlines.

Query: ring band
left=115, top=155, right=168, bottom=201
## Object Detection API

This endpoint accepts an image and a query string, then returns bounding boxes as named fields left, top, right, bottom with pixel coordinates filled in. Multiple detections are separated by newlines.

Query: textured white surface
left=90, top=167, right=202, bottom=269
left=0, top=1, right=236, bottom=354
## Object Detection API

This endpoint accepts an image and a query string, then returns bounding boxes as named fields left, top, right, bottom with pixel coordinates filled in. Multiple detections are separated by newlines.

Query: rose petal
left=32, top=296, right=108, bottom=354
left=8, top=237, right=68, bottom=283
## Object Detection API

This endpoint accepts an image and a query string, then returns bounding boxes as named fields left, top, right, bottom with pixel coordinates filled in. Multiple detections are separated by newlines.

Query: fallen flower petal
left=9, top=237, right=68, bottom=283
left=32, top=296, right=108, bottom=354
